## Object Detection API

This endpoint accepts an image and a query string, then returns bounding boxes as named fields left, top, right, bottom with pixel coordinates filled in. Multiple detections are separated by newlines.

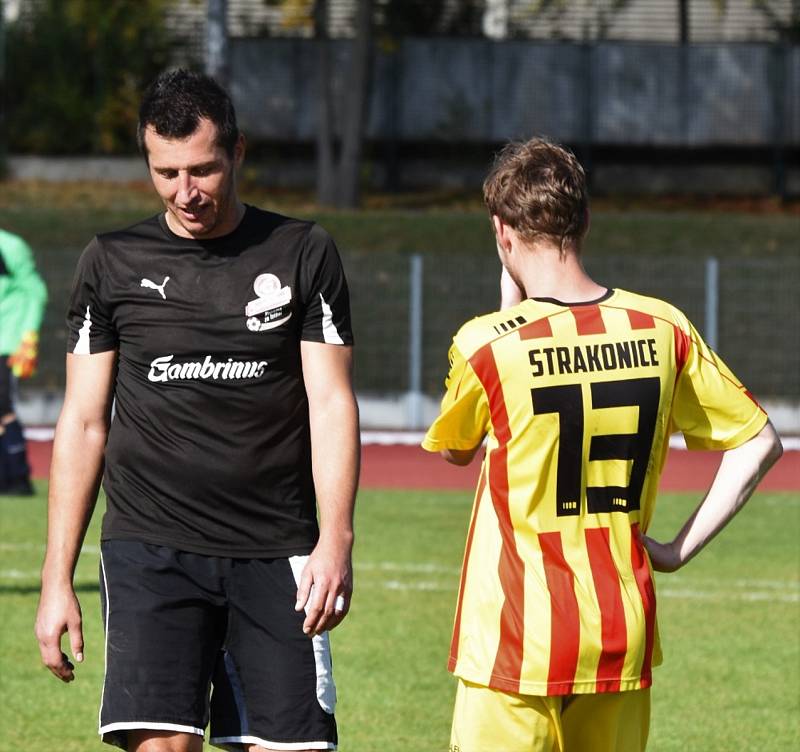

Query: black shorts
left=98, top=540, right=337, bottom=750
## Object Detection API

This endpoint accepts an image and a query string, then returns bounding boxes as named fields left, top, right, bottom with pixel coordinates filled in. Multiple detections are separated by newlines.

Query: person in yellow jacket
left=0, top=228, right=48, bottom=495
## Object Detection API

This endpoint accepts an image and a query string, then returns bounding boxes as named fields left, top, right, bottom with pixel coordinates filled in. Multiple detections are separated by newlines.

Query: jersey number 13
left=531, top=376, right=661, bottom=517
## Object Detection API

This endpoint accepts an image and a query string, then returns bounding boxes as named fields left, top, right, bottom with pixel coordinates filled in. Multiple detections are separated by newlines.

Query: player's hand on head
left=35, top=585, right=84, bottom=682
left=295, top=538, right=353, bottom=637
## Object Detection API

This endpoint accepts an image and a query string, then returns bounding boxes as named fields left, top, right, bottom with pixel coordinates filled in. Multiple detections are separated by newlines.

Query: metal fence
left=340, top=249, right=800, bottom=411
left=30, top=247, right=800, bottom=426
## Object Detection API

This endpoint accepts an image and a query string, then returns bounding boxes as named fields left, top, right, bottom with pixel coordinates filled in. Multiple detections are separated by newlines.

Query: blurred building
left=163, top=0, right=796, bottom=43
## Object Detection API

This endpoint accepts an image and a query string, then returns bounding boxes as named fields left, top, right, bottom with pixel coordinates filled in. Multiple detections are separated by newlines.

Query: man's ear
left=492, top=215, right=513, bottom=253
left=234, top=133, right=246, bottom=168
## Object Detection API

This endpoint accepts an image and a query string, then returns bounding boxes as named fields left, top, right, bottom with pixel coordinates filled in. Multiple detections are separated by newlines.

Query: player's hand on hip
left=638, top=532, right=682, bottom=573
left=35, top=584, right=84, bottom=682
left=295, top=536, right=353, bottom=637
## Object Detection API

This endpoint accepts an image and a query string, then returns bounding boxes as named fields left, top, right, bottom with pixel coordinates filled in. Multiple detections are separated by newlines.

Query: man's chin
left=167, top=210, right=216, bottom=238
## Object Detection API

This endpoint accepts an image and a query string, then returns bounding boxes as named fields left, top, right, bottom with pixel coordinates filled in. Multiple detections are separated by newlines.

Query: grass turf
left=1, top=483, right=797, bottom=751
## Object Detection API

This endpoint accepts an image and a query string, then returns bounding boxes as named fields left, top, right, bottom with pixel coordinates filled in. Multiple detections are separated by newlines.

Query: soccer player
left=0, top=228, right=48, bottom=496
left=35, top=70, right=359, bottom=752
left=422, top=138, right=782, bottom=752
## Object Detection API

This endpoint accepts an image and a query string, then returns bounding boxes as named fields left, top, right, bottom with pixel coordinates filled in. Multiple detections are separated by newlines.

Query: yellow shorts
left=450, top=679, right=650, bottom=752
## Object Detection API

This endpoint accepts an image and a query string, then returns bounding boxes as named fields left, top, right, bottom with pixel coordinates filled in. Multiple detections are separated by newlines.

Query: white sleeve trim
left=319, top=293, right=344, bottom=345
left=73, top=305, right=92, bottom=354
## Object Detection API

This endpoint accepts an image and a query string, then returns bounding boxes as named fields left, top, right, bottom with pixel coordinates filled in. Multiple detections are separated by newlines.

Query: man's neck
left=515, top=241, right=606, bottom=304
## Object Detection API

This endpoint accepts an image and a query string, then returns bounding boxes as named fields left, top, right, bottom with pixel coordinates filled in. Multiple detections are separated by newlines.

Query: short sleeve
left=66, top=238, right=118, bottom=354
left=670, top=316, right=767, bottom=451
left=299, top=224, right=353, bottom=345
left=422, top=341, right=489, bottom=452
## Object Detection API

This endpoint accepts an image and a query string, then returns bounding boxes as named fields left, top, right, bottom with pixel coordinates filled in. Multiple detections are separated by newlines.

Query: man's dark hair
left=137, top=69, right=239, bottom=159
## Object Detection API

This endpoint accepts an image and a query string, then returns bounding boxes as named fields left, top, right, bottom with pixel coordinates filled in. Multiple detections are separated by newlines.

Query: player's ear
left=491, top=214, right=503, bottom=240
left=234, top=133, right=246, bottom=168
left=492, top=215, right=513, bottom=254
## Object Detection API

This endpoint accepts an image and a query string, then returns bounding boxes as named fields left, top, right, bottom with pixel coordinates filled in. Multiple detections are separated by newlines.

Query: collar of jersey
left=531, top=288, right=615, bottom=307
left=157, top=204, right=253, bottom=247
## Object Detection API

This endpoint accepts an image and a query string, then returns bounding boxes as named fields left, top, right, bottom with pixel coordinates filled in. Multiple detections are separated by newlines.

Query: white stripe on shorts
left=210, top=735, right=335, bottom=750
left=101, top=721, right=204, bottom=737
left=288, top=554, right=337, bottom=714
left=98, top=550, right=110, bottom=734
left=98, top=554, right=206, bottom=742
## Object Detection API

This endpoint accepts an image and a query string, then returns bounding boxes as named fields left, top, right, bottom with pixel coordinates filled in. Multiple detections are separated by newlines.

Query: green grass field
left=1, top=181, right=798, bottom=257
left=1, top=484, right=797, bottom=751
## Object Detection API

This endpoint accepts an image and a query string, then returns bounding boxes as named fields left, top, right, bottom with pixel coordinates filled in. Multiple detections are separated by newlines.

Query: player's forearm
left=666, top=421, right=782, bottom=569
left=41, top=409, right=108, bottom=586
left=309, top=392, right=360, bottom=543
left=440, top=446, right=482, bottom=466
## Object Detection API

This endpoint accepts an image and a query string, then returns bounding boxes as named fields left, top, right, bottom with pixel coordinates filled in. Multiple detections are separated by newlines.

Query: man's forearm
left=645, top=421, right=782, bottom=572
left=309, top=392, right=360, bottom=540
left=41, top=409, right=107, bottom=585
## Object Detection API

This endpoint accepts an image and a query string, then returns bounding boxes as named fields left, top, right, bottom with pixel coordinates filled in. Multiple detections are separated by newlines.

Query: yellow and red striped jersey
left=422, top=288, right=767, bottom=696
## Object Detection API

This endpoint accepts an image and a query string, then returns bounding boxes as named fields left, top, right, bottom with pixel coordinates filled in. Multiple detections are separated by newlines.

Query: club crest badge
left=245, top=273, right=292, bottom=332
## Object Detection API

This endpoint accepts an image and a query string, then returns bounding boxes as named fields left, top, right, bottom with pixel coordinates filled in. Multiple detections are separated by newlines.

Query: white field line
left=0, top=569, right=40, bottom=579
left=658, top=588, right=799, bottom=604
left=0, top=542, right=100, bottom=554
left=765, top=495, right=800, bottom=505
left=356, top=561, right=460, bottom=575
left=4, top=556, right=798, bottom=604
left=358, top=561, right=800, bottom=604
left=375, top=580, right=799, bottom=603
left=22, top=426, right=800, bottom=451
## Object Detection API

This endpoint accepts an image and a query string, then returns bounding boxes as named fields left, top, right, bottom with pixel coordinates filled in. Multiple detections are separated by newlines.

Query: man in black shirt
left=35, top=70, right=360, bottom=752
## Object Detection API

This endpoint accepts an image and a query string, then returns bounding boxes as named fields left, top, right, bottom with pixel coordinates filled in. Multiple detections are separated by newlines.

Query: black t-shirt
left=66, top=206, right=353, bottom=557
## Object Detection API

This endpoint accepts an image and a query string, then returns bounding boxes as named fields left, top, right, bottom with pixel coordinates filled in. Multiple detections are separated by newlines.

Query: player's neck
left=517, top=246, right=606, bottom=303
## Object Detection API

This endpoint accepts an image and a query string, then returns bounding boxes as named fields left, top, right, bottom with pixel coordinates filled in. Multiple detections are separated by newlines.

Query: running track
left=25, top=439, right=799, bottom=491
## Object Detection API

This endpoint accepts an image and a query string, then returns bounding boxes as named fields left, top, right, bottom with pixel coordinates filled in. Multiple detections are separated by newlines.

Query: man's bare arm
left=440, top=446, right=482, bottom=466
left=641, top=420, right=783, bottom=573
left=35, top=351, right=116, bottom=681
left=295, top=342, right=360, bottom=636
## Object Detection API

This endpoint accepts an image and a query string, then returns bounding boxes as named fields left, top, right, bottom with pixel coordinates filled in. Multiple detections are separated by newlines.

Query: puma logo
left=141, top=276, right=170, bottom=300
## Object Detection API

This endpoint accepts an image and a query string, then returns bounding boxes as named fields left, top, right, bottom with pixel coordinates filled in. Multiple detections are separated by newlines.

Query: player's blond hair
left=483, top=138, right=589, bottom=254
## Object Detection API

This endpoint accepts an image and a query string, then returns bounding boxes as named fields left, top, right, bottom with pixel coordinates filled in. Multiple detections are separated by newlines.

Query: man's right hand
left=35, top=584, right=85, bottom=682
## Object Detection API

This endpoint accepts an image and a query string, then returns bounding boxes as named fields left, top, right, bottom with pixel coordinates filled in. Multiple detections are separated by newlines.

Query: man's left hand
left=295, top=534, right=354, bottom=636
left=638, top=531, right=682, bottom=573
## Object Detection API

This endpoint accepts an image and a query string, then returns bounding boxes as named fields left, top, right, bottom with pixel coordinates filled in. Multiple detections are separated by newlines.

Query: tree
left=5, top=0, right=188, bottom=154
left=206, top=0, right=230, bottom=86
left=379, top=0, right=483, bottom=36
left=312, top=0, right=374, bottom=208
left=713, top=0, right=800, bottom=42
